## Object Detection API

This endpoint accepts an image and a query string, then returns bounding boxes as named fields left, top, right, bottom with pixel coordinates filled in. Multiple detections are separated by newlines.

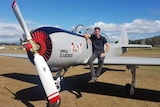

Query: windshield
left=72, top=24, right=110, bottom=43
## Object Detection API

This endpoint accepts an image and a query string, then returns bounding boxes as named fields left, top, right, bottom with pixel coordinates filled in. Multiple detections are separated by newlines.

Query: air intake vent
left=31, top=30, right=52, bottom=61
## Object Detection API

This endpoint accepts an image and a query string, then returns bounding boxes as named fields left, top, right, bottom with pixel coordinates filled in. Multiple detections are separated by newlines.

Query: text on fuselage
left=60, top=49, right=73, bottom=58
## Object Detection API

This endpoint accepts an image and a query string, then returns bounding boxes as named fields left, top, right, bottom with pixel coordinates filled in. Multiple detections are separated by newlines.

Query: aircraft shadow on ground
left=1, top=70, right=160, bottom=106
left=84, top=67, right=126, bottom=74
left=1, top=73, right=46, bottom=107
left=62, top=72, right=160, bottom=102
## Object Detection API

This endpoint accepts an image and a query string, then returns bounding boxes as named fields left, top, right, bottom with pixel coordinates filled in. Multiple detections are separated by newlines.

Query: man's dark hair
left=94, top=27, right=101, bottom=31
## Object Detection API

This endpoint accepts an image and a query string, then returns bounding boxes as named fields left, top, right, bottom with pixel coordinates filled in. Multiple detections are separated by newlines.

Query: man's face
left=94, top=29, right=100, bottom=36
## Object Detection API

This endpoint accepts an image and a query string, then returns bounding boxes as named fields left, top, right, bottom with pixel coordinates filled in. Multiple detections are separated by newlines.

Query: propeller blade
left=34, top=53, right=60, bottom=105
left=12, top=1, right=60, bottom=106
left=12, top=0, right=31, bottom=40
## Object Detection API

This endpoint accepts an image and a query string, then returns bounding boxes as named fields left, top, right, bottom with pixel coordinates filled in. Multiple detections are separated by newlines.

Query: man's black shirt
left=90, top=34, right=107, bottom=53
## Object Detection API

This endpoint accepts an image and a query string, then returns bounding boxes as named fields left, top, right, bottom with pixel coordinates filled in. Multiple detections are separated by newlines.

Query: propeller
left=12, top=0, right=60, bottom=106
left=12, top=0, right=31, bottom=40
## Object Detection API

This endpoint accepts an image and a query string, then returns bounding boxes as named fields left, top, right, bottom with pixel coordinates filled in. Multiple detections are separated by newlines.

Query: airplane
left=0, top=0, right=160, bottom=107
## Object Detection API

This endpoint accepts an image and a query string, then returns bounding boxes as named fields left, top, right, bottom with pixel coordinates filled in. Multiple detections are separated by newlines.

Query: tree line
left=129, top=35, right=160, bottom=47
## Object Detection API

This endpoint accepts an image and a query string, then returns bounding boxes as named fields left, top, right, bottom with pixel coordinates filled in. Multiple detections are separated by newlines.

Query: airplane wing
left=1, top=54, right=160, bottom=66
left=0, top=54, right=28, bottom=59
left=102, top=56, right=160, bottom=66
left=122, top=44, right=152, bottom=48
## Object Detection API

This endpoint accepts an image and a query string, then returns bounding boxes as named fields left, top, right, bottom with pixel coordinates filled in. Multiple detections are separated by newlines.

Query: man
left=84, top=27, right=110, bottom=83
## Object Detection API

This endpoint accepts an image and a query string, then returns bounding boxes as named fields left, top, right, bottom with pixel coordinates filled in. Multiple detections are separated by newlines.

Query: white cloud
left=92, top=19, right=160, bottom=41
left=124, top=19, right=160, bottom=34
left=0, top=19, right=40, bottom=43
left=93, top=19, right=160, bottom=34
left=94, top=21, right=122, bottom=32
left=37, top=24, right=61, bottom=29
left=0, top=19, right=62, bottom=43
left=0, top=22, right=22, bottom=36
left=0, top=21, right=23, bottom=43
left=1, top=18, right=160, bottom=43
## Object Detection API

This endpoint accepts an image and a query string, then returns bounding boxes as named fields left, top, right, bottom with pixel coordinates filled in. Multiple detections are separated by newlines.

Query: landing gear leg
left=54, top=67, right=69, bottom=92
left=126, top=65, right=137, bottom=95
left=47, top=67, right=69, bottom=107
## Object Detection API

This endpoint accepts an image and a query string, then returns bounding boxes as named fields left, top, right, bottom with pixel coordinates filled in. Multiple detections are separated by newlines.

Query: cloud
left=92, top=19, right=160, bottom=41
left=93, top=19, right=160, bottom=34
left=1, top=18, right=160, bottom=43
left=0, top=21, right=23, bottom=43
left=0, top=19, right=80, bottom=43
left=38, top=25, right=61, bottom=28
left=93, top=21, right=122, bottom=32
left=0, top=19, right=40, bottom=43
left=124, top=19, right=160, bottom=34
left=0, top=22, right=22, bottom=36
left=0, top=19, right=62, bottom=43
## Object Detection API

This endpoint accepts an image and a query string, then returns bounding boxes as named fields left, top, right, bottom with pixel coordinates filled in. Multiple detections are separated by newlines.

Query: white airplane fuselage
left=28, top=27, right=125, bottom=69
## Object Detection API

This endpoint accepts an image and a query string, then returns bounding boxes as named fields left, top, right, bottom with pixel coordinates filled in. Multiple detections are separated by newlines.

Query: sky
left=0, top=0, right=160, bottom=43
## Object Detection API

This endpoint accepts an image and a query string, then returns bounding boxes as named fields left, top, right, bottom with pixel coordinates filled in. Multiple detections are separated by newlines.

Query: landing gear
left=47, top=98, right=61, bottom=107
left=47, top=67, right=68, bottom=107
left=53, top=67, right=69, bottom=92
left=125, top=83, right=131, bottom=94
left=54, top=76, right=63, bottom=92
left=125, top=65, right=138, bottom=95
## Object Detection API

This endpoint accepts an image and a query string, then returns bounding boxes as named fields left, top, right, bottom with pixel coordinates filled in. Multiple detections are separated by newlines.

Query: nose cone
left=24, top=43, right=32, bottom=51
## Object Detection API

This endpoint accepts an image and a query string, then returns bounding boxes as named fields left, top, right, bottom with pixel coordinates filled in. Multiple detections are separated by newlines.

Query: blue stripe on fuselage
left=34, top=27, right=83, bottom=37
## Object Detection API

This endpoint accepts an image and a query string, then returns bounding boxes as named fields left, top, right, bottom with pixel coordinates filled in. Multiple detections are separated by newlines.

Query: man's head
left=94, top=27, right=101, bottom=37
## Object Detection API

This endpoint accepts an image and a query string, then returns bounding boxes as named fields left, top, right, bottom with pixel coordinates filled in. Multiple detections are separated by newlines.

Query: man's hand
left=100, top=52, right=106, bottom=57
left=101, top=43, right=110, bottom=57
left=83, top=34, right=92, bottom=44
left=83, top=34, right=90, bottom=39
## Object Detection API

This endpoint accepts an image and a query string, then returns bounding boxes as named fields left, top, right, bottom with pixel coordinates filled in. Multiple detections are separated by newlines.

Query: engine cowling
left=27, top=28, right=52, bottom=64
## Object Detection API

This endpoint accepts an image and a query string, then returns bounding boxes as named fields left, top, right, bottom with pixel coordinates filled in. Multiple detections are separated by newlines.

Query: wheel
left=47, top=98, right=61, bottom=107
left=125, top=83, right=131, bottom=95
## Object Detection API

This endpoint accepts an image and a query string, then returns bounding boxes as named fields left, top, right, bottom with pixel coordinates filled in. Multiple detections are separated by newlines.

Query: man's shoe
left=88, top=77, right=97, bottom=83
left=95, top=73, right=100, bottom=77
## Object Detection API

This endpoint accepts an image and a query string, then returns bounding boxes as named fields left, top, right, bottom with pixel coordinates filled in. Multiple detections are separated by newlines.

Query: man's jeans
left=88, top=52, right=105, bottom=78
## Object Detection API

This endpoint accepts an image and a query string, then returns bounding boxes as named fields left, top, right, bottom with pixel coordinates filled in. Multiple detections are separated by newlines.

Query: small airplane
left=0, top=0, right=160, bottom=107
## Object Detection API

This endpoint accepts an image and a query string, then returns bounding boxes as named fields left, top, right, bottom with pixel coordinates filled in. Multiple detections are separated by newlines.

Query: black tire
left=47, top=98, right=61, bottom=107
left=125, top=83, right=131, bottom=95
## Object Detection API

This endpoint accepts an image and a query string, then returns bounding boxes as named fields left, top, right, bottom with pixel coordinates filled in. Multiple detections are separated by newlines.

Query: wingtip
left=12, top=0, right=17, bottom=9
left=48, top=92, right=60, bottom=104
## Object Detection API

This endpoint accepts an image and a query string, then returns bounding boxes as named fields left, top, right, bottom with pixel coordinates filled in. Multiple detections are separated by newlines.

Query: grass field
left=0, top=46, right=160, bottom=107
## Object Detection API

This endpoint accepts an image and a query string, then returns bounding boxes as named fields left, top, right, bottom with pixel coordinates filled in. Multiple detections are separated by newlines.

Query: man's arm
left=101, top=43, right=110, bottom=57
left=83, top=34, right=92, bottom=44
